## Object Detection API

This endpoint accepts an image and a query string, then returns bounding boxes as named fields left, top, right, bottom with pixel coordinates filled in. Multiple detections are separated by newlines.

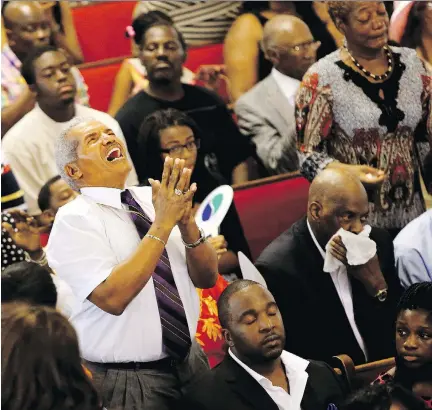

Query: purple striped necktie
left=121, top=189, right=192, bottom=360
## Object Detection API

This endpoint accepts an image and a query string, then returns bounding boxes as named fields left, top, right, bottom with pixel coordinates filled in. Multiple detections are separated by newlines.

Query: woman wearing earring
left=296, top=1, right=432, bottom=238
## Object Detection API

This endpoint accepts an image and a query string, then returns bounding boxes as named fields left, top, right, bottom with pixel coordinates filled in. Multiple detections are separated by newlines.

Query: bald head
left=262, top=15, right=310, bottom=52
left=3, top=1, right=44, bottom=26
left=308, top=168, right=367, bottom=209
left=308, top=168, right=370, bottom=246
left=262, top=15, right=317, bottom=79
left=3, top=1, right=51, bottom=59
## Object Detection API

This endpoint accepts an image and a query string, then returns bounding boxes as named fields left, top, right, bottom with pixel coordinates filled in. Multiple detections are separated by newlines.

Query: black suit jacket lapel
left=221, top=356, right=279, bottom=410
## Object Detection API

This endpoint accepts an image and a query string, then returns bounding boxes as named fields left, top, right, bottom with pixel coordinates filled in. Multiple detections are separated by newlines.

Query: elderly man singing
left=46, top=117, right=218, bottom=410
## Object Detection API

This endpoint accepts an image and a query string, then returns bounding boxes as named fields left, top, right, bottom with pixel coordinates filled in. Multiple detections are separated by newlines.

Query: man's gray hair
left=55, top=116, right=94, bottom=191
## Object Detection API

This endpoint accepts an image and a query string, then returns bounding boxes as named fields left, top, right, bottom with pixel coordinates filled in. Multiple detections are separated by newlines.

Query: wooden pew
left=333, top=354, right=396, bottom=392
left=232, top=172, right=310, bottom=260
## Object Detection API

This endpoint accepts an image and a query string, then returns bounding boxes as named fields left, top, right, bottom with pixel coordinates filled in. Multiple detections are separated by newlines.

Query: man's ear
left=65, top=163, right=82, bottom=182
left=28, top=84, right=38, bottom=95
left=308, top=201, right=323, bottom=222
left=264, top=47, right=279, bottom=66
left=222, top=329, right=234, bottom=348
left=5, top=27, right=15, bottom=47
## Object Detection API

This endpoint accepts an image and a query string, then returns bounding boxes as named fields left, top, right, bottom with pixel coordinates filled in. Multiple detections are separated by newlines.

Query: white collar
left=306, top=219, right=326, bottom=259
left=80, top=187, right=124, bottom=210
left=33, top=103, right=83, bottom=127
left=228, top=348, right=309, bottom=386
left=271, top=68, right=300, bottom=95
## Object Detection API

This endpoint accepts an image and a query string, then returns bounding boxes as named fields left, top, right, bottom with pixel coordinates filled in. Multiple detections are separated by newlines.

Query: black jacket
left=255, top=217, right=402, bottom=365
left=182, top=354, right=345, bottom=410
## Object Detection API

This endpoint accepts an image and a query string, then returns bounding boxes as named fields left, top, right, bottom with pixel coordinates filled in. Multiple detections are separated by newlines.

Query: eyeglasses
left=160, top=140, right=200, bottom=156
left=288, top=41, right=321, bottom=54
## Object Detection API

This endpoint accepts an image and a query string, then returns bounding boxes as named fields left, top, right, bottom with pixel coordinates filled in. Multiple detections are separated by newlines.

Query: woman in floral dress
left=296, top=1, right=431, bottom=237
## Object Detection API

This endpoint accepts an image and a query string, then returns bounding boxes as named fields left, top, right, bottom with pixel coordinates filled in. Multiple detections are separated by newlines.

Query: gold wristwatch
left=375, top=288, right=388, bottom=302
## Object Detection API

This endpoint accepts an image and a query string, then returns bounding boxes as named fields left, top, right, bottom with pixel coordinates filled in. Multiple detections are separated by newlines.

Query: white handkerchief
left=323, top=225, right=376, bottom=273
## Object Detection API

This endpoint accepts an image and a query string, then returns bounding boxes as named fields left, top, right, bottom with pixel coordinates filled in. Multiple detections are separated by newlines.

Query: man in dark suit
left=256, top=168, right=403, bottom=365
left=182, top=279, right=345, bottom=410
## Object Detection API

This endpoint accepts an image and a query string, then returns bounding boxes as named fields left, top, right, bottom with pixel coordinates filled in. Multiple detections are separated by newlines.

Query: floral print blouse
left=296, top=47, right=431, bottom=230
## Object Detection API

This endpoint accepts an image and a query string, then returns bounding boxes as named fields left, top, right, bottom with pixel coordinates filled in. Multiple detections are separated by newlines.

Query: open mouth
left=106, top=147, right=124, bottom=162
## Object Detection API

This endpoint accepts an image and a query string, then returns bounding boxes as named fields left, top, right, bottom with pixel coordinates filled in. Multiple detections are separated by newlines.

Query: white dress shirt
left=271, top=68, right=301, bottom=106
left=307, top=220, right=368, bottom=360
left=46, top=186, right=200, bottom=363
left=2, top=104, right=138, bottom=214
left=229, top=349, right=309, bottom=410
left=51, top=273, right=78, bottom=319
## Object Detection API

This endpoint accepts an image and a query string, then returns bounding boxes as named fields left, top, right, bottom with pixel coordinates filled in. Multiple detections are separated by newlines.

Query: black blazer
left=255, top=217, right=402, bottom=365
left=182, top=354, right=345, bottom=410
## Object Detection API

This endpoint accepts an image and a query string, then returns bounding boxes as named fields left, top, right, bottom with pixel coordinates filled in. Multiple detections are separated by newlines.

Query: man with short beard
left=2, top=45, right=137, bottom=215
left=182, top=280, right=345, bottom=410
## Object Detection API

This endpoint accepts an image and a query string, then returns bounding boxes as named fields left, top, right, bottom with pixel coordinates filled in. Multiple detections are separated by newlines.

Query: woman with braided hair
left=296, top=1, right=432, bottom=238
left=373, top=282, right=432, bottom=408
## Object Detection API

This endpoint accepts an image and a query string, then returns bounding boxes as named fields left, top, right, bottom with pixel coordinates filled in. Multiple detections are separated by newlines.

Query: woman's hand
left=1, top=210, right=44, bottom=255
left=329, top=163, right=387, bottom=188
left=207, top=235, right=228, bottom=259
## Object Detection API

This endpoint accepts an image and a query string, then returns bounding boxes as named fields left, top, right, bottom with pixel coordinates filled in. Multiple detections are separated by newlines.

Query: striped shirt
left=133, top=1, right=242, bottom=46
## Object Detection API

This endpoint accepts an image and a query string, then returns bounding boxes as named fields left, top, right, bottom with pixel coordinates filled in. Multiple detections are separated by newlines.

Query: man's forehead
left=230, top=286, right=273, bottom=313
left=67, top=121, right=107, bottom=138
left=34, top=51, right=68, bottom=69
left=6, top=3, right=46, bottom=25
left=50, top=178, right=69, bottom=194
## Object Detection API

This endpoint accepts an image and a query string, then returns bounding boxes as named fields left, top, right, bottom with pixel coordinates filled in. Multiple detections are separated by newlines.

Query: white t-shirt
left=46, top=186, right=200, bottom=363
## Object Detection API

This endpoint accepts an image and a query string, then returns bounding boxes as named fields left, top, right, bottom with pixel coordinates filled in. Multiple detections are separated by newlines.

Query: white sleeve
left=46, top=211, right=118, bottom=302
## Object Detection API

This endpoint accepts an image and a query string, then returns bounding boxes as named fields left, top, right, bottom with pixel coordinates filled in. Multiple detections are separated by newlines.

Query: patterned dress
left=296, top=47, right=432, bottom=230
left=373, top=371, right=432, bottom=408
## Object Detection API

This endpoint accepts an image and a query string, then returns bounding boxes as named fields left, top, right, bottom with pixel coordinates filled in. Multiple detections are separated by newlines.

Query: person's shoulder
left=236, top=75, right=273, bottom=108
left=184, top=83, right=223, bottom=102
left=370, top=226, right=393, bottom=246
left=394, top=210, right=432, bottom=247
left=393, top=46, right=426, bottom=72
left=55, top=194, right=93, bottom=221
left=301, top=50, right=342, bottom=86
left=255, top=219, right=304, bottom=269
left=228, top=12, right=264, bottom=37
left=2, top=108, right=40, bottom=150
left=115, top=91, right=153, bottom=121
left=183, top=366, right=221, bottom=402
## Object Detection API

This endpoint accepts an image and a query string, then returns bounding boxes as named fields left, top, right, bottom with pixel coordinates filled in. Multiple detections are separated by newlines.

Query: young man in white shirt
left=2, top=45, right=137, bottom=215
left=183, top=279, right=345, bottom=410
left=235, top=15, right=319, bottom=176
left=46, top=117, right=218, bottom=410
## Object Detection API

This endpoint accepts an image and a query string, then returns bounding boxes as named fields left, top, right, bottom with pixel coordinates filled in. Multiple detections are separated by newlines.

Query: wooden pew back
left=333, top=355, right=396, bottom=392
